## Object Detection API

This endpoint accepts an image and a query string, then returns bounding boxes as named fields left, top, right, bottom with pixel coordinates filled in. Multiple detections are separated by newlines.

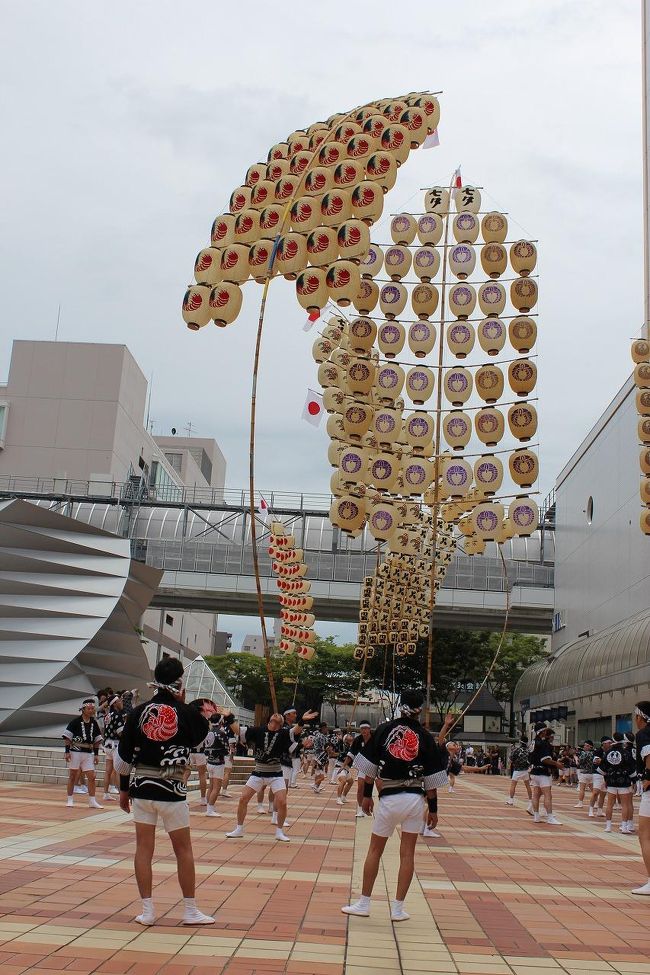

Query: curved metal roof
left=515, top=606, right=650, bottom=703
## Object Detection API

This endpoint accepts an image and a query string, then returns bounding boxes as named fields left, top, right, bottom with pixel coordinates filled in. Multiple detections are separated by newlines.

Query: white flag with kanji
left=422, top=129, right=440, bottom=149
left=302, top=389, right=324, bottom=426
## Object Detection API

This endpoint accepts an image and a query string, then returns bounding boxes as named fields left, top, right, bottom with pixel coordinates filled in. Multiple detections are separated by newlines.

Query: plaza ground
left=0, top=775, right=648, bottom=975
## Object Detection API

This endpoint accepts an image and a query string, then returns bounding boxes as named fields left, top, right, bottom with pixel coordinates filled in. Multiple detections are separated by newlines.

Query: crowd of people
left=60, top=663, right=650, bottom=924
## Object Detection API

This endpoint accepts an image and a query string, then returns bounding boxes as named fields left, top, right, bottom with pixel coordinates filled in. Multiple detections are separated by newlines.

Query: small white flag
left=259, top=497, right=269, bottom=522
left=422, top=129, right=440, bottom=149
left=302, top=388, right=324, bottom=426
left=303, top=309, right=321, bottom=332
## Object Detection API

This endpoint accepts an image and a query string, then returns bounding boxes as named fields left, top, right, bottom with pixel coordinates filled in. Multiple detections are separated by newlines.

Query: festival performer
left=309, top=722, right=330, bottom=794
left=114, top=657, right=214, bottom=927
left=632, top=701, right=650, bottom=894
left=446, top=740, right=463, bottom=795
left=102, top=694, right=126, bottom=801
left=589, top=736, right=612, bottom=817
left=529, top=724, right=563, bottom=825
left=203, top=708, right=238, bottom=817
left=188, top=698, right=211, bottom=807
left=336, top=722, right=373, bottom=814
left=226, top=709, right=317, bottom=841
left=283, top=707, right=303, bottom=786
left=601, top=732, right=636, bottom=834
left=63, top=698, right=104, bottom=808
left=341, top=689, right=448, bottom=922
left=505, top=734, right=533, bottom=810
left=574, top=739, right=594, bottom=808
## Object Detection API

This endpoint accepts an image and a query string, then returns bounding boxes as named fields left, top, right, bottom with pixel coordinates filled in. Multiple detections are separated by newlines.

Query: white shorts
left=69, top=752, right=95, bottom=772
left=208, top=763, right=225, bottom=780
left=511, top=770, right=530, bottom=781
left=224, top=756, right=233, bottom=769
left=190, top=753, right=207, bottom=768
left=592, top=774, right=605, bottom=791
left=103, top=739, right=118, bottom=754
left=577, top=771, right=593, bottom=784
left=607, top=785, right=633, bottom=795
left=132, top=798, right=190, bottom=832
left=282, top=767, right=292, bottom=784
left=639, top=790, right=650, bottom=817
left=530, top=774, right=552, bottom=789
left=245, top=774, right=286, bottom=793
left=373, top=792, right=426, bottom=838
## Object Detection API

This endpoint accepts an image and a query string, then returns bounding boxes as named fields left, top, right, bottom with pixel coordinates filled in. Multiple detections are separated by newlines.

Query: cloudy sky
left=0, top=1, right=644, bottom=648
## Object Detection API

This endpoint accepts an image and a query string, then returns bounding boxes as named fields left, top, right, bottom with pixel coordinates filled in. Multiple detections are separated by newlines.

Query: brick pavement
left=0, top=773, right=648, bottom=975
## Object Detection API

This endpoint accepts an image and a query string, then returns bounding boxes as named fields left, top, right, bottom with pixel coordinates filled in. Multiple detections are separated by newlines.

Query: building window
left=615, top=713, right=632, bottom=733
left=586, top=496, right=593, bottom=524
left=0, top=402, right=8, bottom=448
left=165, top=614, right=174, bottom=626
left=164, top=452, right=183, bottom=474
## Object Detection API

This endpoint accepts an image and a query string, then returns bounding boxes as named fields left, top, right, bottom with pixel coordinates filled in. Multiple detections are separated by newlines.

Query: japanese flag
left=303, top=309, right=321, bottom=332
left=259, top=497, right=269, bottom=522
left=453, top=166, right=462, bottom=188
left=422, top=129, right=440, bottom=150
left=302, top=389, right=324, bottom=426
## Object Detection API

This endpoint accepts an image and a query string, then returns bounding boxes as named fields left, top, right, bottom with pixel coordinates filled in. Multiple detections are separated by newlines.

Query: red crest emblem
left=140, top=704, right=178, bottom=742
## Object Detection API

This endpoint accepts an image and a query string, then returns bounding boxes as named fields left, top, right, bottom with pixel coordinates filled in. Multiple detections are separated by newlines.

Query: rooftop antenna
left=145, top=372, right=154, bottom=431
left=54, top=304, right=61, bottom=342
left=184, top=421, right=195, bottom=437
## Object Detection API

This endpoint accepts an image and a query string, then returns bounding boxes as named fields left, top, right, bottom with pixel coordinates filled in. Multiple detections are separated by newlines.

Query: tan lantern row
left=268, top=522, right=318, bottom=657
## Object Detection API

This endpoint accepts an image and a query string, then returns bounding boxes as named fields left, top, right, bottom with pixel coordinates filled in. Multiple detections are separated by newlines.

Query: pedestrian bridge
left=0, top=477, right=555, bottom=633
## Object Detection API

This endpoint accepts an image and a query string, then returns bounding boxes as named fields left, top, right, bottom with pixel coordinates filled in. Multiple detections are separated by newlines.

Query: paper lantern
left=406, top=366, right=435, bottom=405
left=475, top=408, right=505, bottom=446
left=481, top=243, right=507, bottom=278
left=641, top=448, right=650, bottom=474
left=229, top=185, right=252, bottom=214
left=290, top=196, right=322, bottom=233
left=319, top=190, right=352, bottom=227
left=259, top=204, right=283, bottom=236
left=306, top=227, right=339, bottom=267
left=320, top=364, right=343, bottom=391
left=366, top=151, right=397, bottom=192
left=384, top=245, right=412, bottom=281
left=376, top=363, right=406, bottom=402
left=447, top=323, right=475, bottom=360
left=410, top=94, right=440, bottom=128
left=636, top=389, right=650, bottom=415
left=413, top=246, right=441, bottom=281
left=511, top=277, right=538, bottom=312
left=266, top=159, right=290, bottom=182
left=267, top=142, right=290, bottom=162
left=326, top=260, right=361, bottom=306
left=453, top=212, right=480, bottom=244
left=508, top=403, right=538, bottom=441
left=640, top=510, right=650, bottom=534
left=353, top=278, right=379, bottom=315
left=304, top=167, right=333, bottom=196
left=509, top=449, right=539, bottom=488
left=634, top=362, right=650, bottom=388
left=251, top=180, right=278, bottom=211
left=479, top=282, right=506, bottom=317
left=276, top=233, right=308, bottom=279
left=404, top=411, right=434, bottom=453
left=632, top=338, right=650, bottom=364
left=347, top=356, right=377, bottom=396
left=509, top=359, right=537, bottom=396
left=194, top=247, right=223, bottom=286
left=312, top=337, right=335, bottom=363
left=343, top=400, right=374, bottom=440
left=638, top=417, right=650, bottom=444
left=245, top=162, right=266, bottom=187
left=380, top=124, right=410, bottom=164
left=464, top=537, right=486, bottom=556
left=333, top=120, right=362, bottom=143
left=509, top=316, right=537, bottom=353
left=369, top=451, right=401, bottom=491
left=377, top=320, right=405, bottom=358
left=289, top=151, right=312, bottom=177
left=339, top=445, right=371, bottom=486
left=510, top=240, right=537, bottom=277
left=351, top=181, right=384, bottom=224
left=318, top=141, right=346, bottom=168
left=509, top=497, right=539, bottom=535
left=399, top=107, right=428, bottom=147
left=402, top=457, right=434, bottom=495
left=363, top=113, right=389, bottom=140
left=275, top=175, right=300, bottom=204
left=348, top=316, right=377, bottom=353
left=380, top=282, right=408, bottom=319
left=425, top=186, right=450, bottom=214
left=328, top=440, right=346, bottom=466
left=367, top=498, right=399, bottom=541
left=324, top=387, right=345, bottom=414
left=332, top=160, right=364, bottom=189
left=208, top=282, right=243, bottom=327
left=296, top=268, right=328, bottom=315
left=477, top=318, right=506, bottom=356
left=248, top=239, right=275, bottom=282
left=474, top=456, right=504, bottom=496
left=360, top=242, right=384, bottom=278
left=454, top=185, right=481, bottom=214
left=391, top=213, right=417, bottom=245
left=408, top=320, right=437, bottom=357
left=443, top=367, right=473, bottom=405
left=347, top=134, right=378, bottom=162
left=472, top=502, right=504, bottom=541
left=330, top=347, right=353, bottom=372
left=211, top=214, right=236, bottom=247
left=411, top=283, right=439, bottom=320
left=338, top=219, right=371, bottom=261
left=373, top=406, right=403, bottom=446
left=182, top=285, right=212, bottom=330
left=443, top=411, right=472, bottom=450
left=475, top=365, right=504, bottom=403
left=449, top=244, right=476, bottom=279
left=439, top=457, right=472, bottom=498
left=448, top=284, right=476, bottom=319
left=481, top=211, right=508, bottom=243
left=220, top=244, right=251, bottom=284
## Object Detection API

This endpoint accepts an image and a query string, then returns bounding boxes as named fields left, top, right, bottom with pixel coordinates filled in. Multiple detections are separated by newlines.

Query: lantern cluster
left=354, top=504, right=457, bottom=660
left=182, top=93, right=441, bottom=330
left=268, top=522, right=317, bottom=660
left=631, top=338, right=650, bottom=533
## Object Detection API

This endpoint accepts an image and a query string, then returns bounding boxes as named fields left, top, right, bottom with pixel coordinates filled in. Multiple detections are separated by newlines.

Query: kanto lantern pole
left=643, top=0, right=650, bottom=339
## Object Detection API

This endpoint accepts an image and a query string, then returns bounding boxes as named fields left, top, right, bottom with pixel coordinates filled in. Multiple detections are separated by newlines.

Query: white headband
left=400, top=704, right=422, bottom=717
left=635, top=705, right=650, bottom=721
left=147, top=679, right=183, bottom=698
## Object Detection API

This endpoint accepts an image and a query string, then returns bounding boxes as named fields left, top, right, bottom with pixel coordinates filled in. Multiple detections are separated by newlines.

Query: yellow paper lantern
left=319, top=189, right=353, bottom=227
left=366, top=151, right=397, bottom=192
left=390, top=213, right=417, bottom=245
left=338, top=219, right=371, bottom=261
left=472, top=501, right=505, bottom=541
left=454, top=185, right=481, bottom=214
left=229, top=185, right=252, bottom=214
left=347, top=133, right=378, bottom=162
left=290, top=196, right=323, bottom=233
left=194, top=247, right=223, bottom=286
left=408, top=320, right=437, bottom=358
left=326, top=260, right=361, bottom=306
left=312, top=337, right=335, bottom=363
left=259, top=204, right=283, bottom=236
left=404, top=411, right=434, bottom=453
left=478, top=282, right=507, bottom=317
left=636, top=389, right=650, bottom=416
left=405, top=366, right=435, bottom=405
left=508, top=359, right=537, bottom=396
left=637, top=417, right=650, bottom=444
left=372, top=406, right=403, bottom=447
left=443, top=411, right=472, bottom=450
left=399, top=107, right=428, bottom=147
left=377, top=320, right=405, bottom=359
left=413, top=246, right=441, bottom=282
left=380, top=124, right=410, bottom=165
left=367, top=498, right=399, bottom=541
left=443, top=367, right=473, bottom=405
left=304, top=166, right=333, bottom=196
left=380, top=282, right=408, bottom=319
left=481, top=211, right=508, bottom=243
left=510, top=240, right=537, bottom=276
left=208, top=282, right=243, bottom=328
left=234, top=209, right=261, bottom=246
left=289, top=150, right=313, bottom=177
left=346, top=356, right=377, bottom=396
left=509, top=449, right=539, bottom=488
left=401, top=456, right=434, bottom=495
left=211, top=213, right=236, bottom=247
left=328, top=440, right=346, bottom=466
left=319, top=364, right=343, bottom=393
left=266, top=159, right=290, bottom=182
left=475, top=365, right=505, bottom=403
left=351, top=181, right=384, bottom=224
left=634, top=362, right=650, bottom=389
left=453, top=211, right=480, bottom=244
left=333, top=160, right=365, bottom=188
left=449, top=244, right=476, bottom=279
left=296, top=268, right=328, bottom=316
left=276, top=233, right=308, bottom=280
left=267, top=142, right=290, bottom=162
left=511, top=277, right=538, bottom=313
left=182, top=284, right=212, bottom=330
left=250, top=180, right=277, bottom=211
left=348, top=316, right=377, bottom=353
left=353, top=278, right=379, bottom=315
left=477, top=318, right=506, bottom=356
left=508, top=403, right=538, bottom=441
left=475, top=407, right=505, bottom=446
left=245, top=162, right=266, bottom=188
left=384, top=245, right=412, bottom=281
left=439, top=457, right=472, bottom=498
left=473, top=456, right=504, bottom=496
left=220, top=244, right=251, bottom=284
left=339, top=445, right=371, bottom=487
left=640, top=510, right=650, bottom=534
left=446, top=322, right=475, bottom=360
left=306, top=227, right=339, bottom=267
left=324, top=387, right=345, bottom=414
left=411, top=283, right=440, bottom=320
left=376, top=363, right=406, bottom=403
left=318, top=141, right=347, bottom=168
left=368, top=451, right=401, bottom=491
left=248, top=239, right=275, bottom=282
left=480, top=243, right=508, bottom=278
left=425, top=186, right=450, bottom=214
left=508, top=497, right=539, bottom=536
left=632, top=338, right=650, bottom=364
left=640, top=447, right=650, bottom=474
left=509, top=316, right=537, bottom=353
left=360, top=242, right=384, bottom=278
left=448, top=284, right=476, bottom=319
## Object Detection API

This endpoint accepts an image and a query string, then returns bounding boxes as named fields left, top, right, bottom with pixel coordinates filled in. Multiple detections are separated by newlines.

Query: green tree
left=484, top=633, right=548, bottom=735
left=205, top=652, right=268, bottom=710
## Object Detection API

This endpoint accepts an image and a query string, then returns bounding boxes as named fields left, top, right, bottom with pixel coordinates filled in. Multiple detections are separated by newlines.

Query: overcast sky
left=0, top=1, right=644, bottom=648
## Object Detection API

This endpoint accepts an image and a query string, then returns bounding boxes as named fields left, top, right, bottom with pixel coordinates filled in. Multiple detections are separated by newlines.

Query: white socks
left=135, top=898, right=156, bottom=925
left=66, top=796, right=74, bottom=807
left=341, top=894, right=371, bottom=915
left=182, top=897, right=214, bottom=925
left=391, top=899, right=410, bottom=921
left=205, top=805, right=221, bottom=817
left=88, top=797, right=103, bottom=809
left=275, top=828, right=290, bottom=842
left=226, top=825, right=244, bottom=837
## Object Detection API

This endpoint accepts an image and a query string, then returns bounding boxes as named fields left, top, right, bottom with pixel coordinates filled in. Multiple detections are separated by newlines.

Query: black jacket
left=353, top=716, right=448, bottom=794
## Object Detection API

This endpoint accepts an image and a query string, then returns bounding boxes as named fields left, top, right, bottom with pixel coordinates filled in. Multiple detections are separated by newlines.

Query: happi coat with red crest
left=353, top=716, right=448, bottom=796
